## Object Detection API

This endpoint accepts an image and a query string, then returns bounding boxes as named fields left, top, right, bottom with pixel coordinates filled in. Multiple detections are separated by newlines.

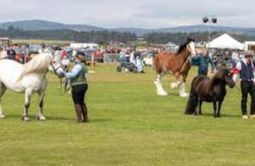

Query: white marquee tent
left=207, top=33, right=244, bottom=50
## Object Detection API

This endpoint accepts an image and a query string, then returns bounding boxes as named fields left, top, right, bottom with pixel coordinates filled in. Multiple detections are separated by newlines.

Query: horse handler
left=60, top=54, right=88, bottom=123
left=236, top=51, right=255, bottom=119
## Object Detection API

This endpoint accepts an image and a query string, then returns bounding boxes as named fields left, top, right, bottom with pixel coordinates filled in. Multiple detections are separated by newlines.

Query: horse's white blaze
left=188, top=41, right=196, bottom=57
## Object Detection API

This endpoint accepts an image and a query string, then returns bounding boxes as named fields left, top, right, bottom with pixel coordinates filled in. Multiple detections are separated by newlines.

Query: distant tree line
left=0, top=26, right=137, bottom=44
left=1, top=26, right=255, bottom=45
left=143, top=32, right=255, bottom=44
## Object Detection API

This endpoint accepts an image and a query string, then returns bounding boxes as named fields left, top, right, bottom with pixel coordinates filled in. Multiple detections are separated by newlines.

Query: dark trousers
left=72, top=84, right=88, bottom=122
left=241, top=81, right=255, bottom=115
left=72, top=84, right=88, bottom=105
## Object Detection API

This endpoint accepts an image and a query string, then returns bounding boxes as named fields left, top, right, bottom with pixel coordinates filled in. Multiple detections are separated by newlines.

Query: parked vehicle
left=142, top=51, right=155, bottom=66
left=116, top=62, right=138, bottom=73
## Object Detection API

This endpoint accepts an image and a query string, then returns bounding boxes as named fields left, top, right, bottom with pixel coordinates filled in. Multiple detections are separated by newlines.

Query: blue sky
left=0, top=0, right=254, bottom=28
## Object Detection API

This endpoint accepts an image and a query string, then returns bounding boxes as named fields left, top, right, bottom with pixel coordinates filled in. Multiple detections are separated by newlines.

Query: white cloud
left=0, top=0, right=254, bottom=28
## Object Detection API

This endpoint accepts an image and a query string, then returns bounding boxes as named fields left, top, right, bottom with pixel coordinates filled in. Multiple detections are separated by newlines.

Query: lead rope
left=179, top=55, right=191, bottom=75
left=50, top=62, right=67, bottom=95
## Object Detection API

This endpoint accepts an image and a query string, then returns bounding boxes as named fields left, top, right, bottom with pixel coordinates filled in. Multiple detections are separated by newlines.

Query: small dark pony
left=184, top=68, right=235, bottom=117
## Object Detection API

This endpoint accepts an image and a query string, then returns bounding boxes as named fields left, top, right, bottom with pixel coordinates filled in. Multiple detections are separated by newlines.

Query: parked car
left=142, top=51, right=154, bottom=66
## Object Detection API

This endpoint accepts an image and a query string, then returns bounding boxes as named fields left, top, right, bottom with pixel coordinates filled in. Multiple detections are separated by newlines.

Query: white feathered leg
left=0, top=83, right=6, bottom=119
left=22, top=89, right=32, bottom=121
left=37, top=91, right=46, bottom=121
left=0, top=104, right=5, bottom=119
left=154, top=74, right=167, bottom=96
left=179, top=82, right=189, bottom=97
left=171, top=81, right=181, bottom=89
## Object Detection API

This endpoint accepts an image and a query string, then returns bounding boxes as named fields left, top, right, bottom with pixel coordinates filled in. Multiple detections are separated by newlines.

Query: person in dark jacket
left=192, top=50, right=215, bottom=76
left=7, top=46, right=16, bottom=60
left=236, top=51, right=255, bottom=119
left=61, top=54, right=88, bottom=123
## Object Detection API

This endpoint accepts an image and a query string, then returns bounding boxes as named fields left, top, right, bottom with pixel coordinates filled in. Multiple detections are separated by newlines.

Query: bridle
left=50, top=50, right=72, bottom=95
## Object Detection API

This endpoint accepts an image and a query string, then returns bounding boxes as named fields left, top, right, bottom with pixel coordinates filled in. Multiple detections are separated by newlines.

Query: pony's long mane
left=209, top=68, right=227, bottom=90
left=212, top=68, right=225, bottom=82
left=20, top=53, right=52, bottom=78
left=176, top=38, right=194, bottom=55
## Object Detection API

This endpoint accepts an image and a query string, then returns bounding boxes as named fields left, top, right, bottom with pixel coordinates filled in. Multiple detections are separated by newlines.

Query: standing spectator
left=192, top=50, right=215, bottom=76
left=119, top=50, right=126, bottom=63
left=236, top=51, right=255, bottom=119
left=60, top=54, right=89, bottom=123
left=7, top=46, right=16, bottom=60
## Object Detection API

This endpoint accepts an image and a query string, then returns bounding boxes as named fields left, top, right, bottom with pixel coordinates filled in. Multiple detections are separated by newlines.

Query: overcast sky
left=0, top=0, right=254, bottom=28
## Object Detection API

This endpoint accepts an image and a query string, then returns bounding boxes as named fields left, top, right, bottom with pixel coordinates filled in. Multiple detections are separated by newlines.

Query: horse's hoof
left=180, top=93, right=189, bottom=97
left=37, top=116, right=46, bottom=121
left=22, top=116, right=30, bottom=121
left=157, top=92, right=168, bottom=96
left=171, top=83, right=178, bottom=89
left=0, top=114, right=5, bottom=119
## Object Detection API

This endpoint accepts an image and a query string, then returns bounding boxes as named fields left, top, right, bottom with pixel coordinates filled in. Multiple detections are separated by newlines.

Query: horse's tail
left=184, top=77, right=199, bottom=115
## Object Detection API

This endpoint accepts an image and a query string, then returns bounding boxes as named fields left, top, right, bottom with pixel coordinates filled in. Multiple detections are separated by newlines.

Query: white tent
left=207, top=33, right=244, bottom=50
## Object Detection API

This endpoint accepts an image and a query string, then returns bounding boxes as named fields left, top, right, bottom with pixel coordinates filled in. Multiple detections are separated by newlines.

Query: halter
left=50, top=61, right=71, bottom=95
left=50, top=62, right=62, bottom=77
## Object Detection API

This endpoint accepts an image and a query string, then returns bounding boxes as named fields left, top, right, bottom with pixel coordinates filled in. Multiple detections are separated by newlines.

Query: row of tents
left=207, top=33, right=244, bottom=50
left=166, top=33, right=253, bottom=51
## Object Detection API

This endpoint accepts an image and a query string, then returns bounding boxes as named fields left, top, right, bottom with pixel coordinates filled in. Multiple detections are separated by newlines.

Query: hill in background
left=1, top=19, right=255, bottom=36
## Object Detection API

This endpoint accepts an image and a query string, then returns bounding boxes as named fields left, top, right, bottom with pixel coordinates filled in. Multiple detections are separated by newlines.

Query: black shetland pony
left=185, top=68, right=235, bottom=117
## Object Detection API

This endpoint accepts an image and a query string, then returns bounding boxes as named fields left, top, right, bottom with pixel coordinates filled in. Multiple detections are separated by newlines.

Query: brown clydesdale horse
left=153, top=38, right=196, bottom=97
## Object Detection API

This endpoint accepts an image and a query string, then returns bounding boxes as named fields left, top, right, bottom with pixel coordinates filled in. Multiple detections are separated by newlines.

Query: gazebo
left=207, top=33, right=244, bottom=50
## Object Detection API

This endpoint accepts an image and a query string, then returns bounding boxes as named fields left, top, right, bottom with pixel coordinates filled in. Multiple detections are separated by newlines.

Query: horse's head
left=177, top=38, right=196, bottom=57
left=186, top=38, right=196, bottom=57
left=224, top=69, right=235, bottom=88
left=47, top=49, right=66, bottom=78
left=213, top=68, right=235, bottom=88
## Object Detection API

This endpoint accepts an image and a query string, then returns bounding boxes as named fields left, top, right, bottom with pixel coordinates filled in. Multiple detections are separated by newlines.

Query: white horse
left=0, top=51, right=63, bottom=121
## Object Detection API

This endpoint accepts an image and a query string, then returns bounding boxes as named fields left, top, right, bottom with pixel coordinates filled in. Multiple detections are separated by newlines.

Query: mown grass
left=0, top=64, right=254, bottom=166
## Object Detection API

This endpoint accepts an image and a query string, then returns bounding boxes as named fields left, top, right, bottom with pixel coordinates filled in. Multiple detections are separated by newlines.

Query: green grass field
left=0, top=64, right=254, bottom=166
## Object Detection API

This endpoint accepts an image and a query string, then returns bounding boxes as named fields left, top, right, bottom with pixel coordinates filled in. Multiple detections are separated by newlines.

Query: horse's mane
left=212, top=68, right=226, bottom=81
left=19, top=53, right=52, bottom=78
left=210, top=68, right=228, bottom=89
left=176, top=38, right=194, bottom=55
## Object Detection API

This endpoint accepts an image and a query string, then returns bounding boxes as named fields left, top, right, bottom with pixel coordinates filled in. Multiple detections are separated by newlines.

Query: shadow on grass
left=167, top=92, right=180, bottom=97
left=193, top=112, right=240, bottom=118
left=2, top=114, right=113, bottom=123
left=89, top=118, right=112, bottom=123
left=48, top=116, right=112, bottom=123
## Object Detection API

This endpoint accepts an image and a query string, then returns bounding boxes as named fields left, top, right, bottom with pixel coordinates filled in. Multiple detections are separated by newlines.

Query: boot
left=74, top=104, right=83, bottom=123
left=81, top=104, right=89, bottom=123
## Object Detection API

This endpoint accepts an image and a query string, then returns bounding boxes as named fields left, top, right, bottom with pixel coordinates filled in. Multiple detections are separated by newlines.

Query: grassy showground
left=0, top=64, right=254, bottom=166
